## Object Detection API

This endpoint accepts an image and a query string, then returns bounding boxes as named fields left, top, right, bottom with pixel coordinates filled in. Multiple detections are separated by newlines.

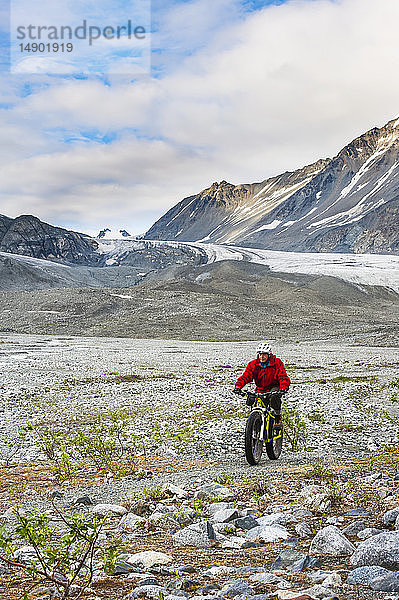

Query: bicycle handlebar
left=237, top=389, right=283, bottom=399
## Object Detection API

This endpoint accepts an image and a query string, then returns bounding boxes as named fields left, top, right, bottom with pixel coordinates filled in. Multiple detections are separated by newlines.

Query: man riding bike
left=233, top=342, right=290, bottom=429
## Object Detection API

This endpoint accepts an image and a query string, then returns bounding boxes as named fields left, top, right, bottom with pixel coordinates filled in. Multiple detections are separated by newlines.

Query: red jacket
left=235, top=354, right=290, bottom=393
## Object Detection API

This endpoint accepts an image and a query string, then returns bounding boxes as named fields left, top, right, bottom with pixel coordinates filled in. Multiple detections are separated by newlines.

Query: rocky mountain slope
left=145, top=118, right=399, bottom=254
left=0, top=214, right=100, bottom=265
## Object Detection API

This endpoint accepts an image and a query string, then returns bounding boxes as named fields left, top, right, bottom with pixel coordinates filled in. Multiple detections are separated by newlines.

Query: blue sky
left=1, top=0, right=399, bottom=236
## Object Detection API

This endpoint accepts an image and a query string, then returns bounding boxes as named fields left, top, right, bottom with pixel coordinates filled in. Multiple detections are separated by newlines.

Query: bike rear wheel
left=265, top=417, right=283, bottom=460
left=245, top=411, right=263, bottom=465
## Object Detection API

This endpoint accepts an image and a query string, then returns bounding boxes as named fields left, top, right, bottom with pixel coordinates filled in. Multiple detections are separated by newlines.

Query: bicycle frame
left=252, top=395, right=281, bottom=444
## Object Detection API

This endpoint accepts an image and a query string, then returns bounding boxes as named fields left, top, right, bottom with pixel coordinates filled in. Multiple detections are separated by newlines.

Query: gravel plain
left=1, top=333, right=399, bottom=501
left=1, top=334, right=399, bottom=600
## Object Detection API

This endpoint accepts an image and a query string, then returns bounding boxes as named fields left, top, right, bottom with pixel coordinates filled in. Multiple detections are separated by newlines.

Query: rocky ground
left=0, top=261, right=398, bottom=346
left=0, top=334, right=399, bottom=599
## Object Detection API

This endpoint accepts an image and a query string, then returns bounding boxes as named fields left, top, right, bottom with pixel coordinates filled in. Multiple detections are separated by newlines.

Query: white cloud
left=1, top=0, right=399, bottom=234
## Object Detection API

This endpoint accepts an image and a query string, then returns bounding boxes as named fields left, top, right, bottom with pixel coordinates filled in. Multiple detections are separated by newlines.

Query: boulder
left=119, top=513, right=145, bottom=531
left=342, top=520, right=368, bottom=536
left=370, top=573, right=399, bottom=592
left=173, top=521, right=216, bottom=548
left=357, top=527, right=383, bottom=540
left=300, top=485, right=331, bottom=514
left=234, top=516, right=259, bottom=530
left=249, top=573, right=288, bottom=584
left=219, top=580, right=254, bottom=597
left=347, top=566, right=392, bottom=585
left=194, top=483, right=233, bottom=501
left=162, top=483, right=189, bottom=498
left=310, top=525, right=355, bottom=556
left=207, top=502, right=231, bottom=516
left=124, top=551, right=173, bottom=569
left=246, top=523, right=290, bottom=543
left=271, top=549, right=306, bottom=570
left=211, top=508, right=238, bottom=523
left=382, top=507, right=399, bottom=526
left=295, top=523, right=313, bottom=538
left=127, top=585, right=168, bottom=599
left=351, top=532, right=399, bottom=568
left=257, top=512, right=291, bottom=526
left=14, top=545, right=36, bottom=565
left=90, top=503, right=127, bottom=517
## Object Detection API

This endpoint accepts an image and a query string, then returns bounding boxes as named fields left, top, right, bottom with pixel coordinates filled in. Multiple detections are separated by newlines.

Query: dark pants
left=270, top=386, right=281, bottom=414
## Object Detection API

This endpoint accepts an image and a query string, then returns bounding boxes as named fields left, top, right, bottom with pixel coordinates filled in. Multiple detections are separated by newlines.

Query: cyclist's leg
left=270, top=386, right=282, bottom=414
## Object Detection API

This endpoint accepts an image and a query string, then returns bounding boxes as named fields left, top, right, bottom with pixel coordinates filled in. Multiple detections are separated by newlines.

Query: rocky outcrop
left=144, top=118, right=399, bottom=254
left=0, top=214, right=100, bottom=265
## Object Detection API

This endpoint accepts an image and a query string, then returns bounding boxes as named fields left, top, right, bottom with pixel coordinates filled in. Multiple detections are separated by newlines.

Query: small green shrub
left=281, top=406, right=307, bottom=452
left=0, top=503, right=115, bottom=599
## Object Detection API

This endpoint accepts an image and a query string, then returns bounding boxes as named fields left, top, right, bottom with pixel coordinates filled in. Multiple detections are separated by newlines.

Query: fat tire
left=245, top=411, right=263, bottom=465
left=265, top=417, right=283, bottom=460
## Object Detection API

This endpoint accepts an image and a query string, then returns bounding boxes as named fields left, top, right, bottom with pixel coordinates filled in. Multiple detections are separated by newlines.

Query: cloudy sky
left=1, top=0, right=399, bottom=236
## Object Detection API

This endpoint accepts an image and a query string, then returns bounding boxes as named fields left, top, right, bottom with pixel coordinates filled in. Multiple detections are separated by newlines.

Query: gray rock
left=308, top=570, right=335, bottom=583
left=203, top=566, right=236, bottom=577
left=246, top=523, right=290, bottom=543
left=351, top=532, right=399, bottom=568
left=345, top=508, right=371, bottom=516
left=162, top=483, right=189, bottom=499
left=249, top=573, right=285, bottom=584
left=382, top=507, right=399, bottom=526
left=113, top=560, right=139, bottom=575
left=137, top=578, right=162, bottom=587
left=14, top=545, right=37, bottom=565
left=342, top=520, right=368, bottom=536
left=289, top=556, right=323, bottom=573
left=357, top=527, right=383, bottom=540
left=302, top=584, right=339, bottom=599
left=119, top=513, right=145, bottom=531
left=295, top=522, right=313, bottom=538
left=219, top=580, right=254, bottom=598
left=90, top=503, right=127, bottom=517
left=300, top=485, right=332, bottom=514
left=271, top=549, right=306, bottom=570
left=234, top=516, right=259, bottom=530
left=235, top=567, right=267, bottom=574
left=208, top=502, right=231, bottom=516
left=211, top=508, right=238, bottom=523
left=173, top=521, right=216, bottom=548
left=291, top=507, right=313, bottom=520
left=72, top=494, right=93, bottom=505
left=194, top=483, right=233, bottom=501
left=310, top=525, right=355, bottom=556
left=347, top=566, right=392, bottom=585
left=257, top=512, right=291, bottom=526
left=124, top=551, right=173, bottom=569
left=128, top=585, right=168, bottom=599
left=370, top=573, right=399, bottom=592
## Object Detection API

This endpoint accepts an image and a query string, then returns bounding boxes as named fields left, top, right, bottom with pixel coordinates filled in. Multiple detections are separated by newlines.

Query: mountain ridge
left=144, top=117, right=399, bottom=254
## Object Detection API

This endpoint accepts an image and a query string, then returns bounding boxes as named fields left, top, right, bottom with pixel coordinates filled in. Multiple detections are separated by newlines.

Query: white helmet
left=256, top=342, right=272, bottom=355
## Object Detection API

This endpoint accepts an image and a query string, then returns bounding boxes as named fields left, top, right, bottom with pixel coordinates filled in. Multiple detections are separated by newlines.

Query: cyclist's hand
left=246, top=395, right=255, bottom=406
left=233, top=386, right=242, bottom=395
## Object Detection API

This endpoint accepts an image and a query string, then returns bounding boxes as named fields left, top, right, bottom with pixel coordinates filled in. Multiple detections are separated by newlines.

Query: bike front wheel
left=245, top=411, right=263, bottom=465
left=265, top=417, right=283, bottom=460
